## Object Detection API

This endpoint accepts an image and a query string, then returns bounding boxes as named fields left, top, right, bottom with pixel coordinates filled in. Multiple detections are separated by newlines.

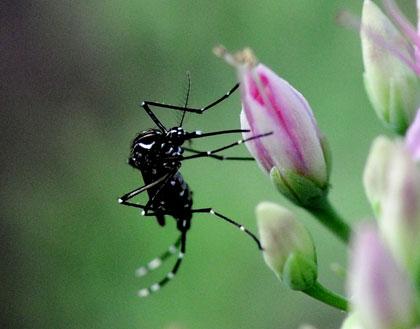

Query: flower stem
left=303, top=281, right=349, bottom=311
left=307, top=198, right=352, bottom=244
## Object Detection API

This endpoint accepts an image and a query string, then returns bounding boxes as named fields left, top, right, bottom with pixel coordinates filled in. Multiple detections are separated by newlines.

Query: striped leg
left=135, top=236, right=182, bottom=277
left=119, top=168, right=177, bottom=216
left=137, top=231, right=187, bottom=298
left=180, top=132, right=273, bottom=161
left=183, top=147, right=254, bottom=161
left=142, top=83, right=239, bottom=116
left=192, top=208, right=263, bottom=250
left=142, top=168, right=178, bottom=214
left=118, top=171, right=173, bottom=204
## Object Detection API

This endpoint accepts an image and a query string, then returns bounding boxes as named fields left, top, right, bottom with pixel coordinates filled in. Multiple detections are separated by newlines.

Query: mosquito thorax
left=129, top=128, right=184, bottom=171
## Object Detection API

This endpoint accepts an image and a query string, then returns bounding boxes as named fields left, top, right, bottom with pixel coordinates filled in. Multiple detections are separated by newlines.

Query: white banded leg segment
left=193, top=208, right=263, bottom=250
left=138, top=288, right=150, bottom=298
left=137, top=281, right=172, bottom=297
left=135, top=257, right=162, bottom=277
left=135, top=236, right=182, bottom=277
left=137, top=233, right=187, bottom=298
left=150, top=283, right=160, bottom=292
left=168, top=244, right=177, bottom=254
left=181, top=132, right=273, bottom=161
left=202, top=132, right=273, bottom=156
left=182, top=146, right=254, bottom=161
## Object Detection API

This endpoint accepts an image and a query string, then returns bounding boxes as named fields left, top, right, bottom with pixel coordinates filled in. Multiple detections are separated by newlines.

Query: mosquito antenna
left=180, top=71, right=191, bottom=127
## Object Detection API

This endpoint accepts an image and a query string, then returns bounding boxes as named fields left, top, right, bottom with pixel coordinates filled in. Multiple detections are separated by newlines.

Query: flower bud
left=348, top=226, right=416, bottom=329
left=364, top=135, right=420, bottom=281
left=361, top=0, right=419, bottom=134
left=406, top=108, right=420, bottom=161
left=256, top=201, right=317, bottom=291
left=215, top=47, right=330, bottom=208
left=379, top=141, right=420, bottom=281
left=363, top=135, right=397, bottom=216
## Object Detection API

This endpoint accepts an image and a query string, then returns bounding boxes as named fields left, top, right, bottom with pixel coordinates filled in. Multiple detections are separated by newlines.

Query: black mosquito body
left=118, top=80, right=271, bottom=297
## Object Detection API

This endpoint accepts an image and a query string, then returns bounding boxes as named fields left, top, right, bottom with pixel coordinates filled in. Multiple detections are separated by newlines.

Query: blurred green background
left=2, top=0, right=389, bottom=328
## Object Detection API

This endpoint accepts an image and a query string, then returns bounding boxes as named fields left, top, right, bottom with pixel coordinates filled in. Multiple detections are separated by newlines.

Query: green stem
left=307, top=198, right=352, bottom=244
left=303, top=281, right=349, bottom=311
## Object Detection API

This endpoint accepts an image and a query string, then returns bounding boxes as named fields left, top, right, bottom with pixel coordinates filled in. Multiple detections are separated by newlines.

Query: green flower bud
left=361, top=0, right=420, bottom=134
left=379, top=142, right=420, bottom=284
left=256, top=202, right=317, bottom=291
left=363, top=136, right=420, bottom=284
left=364, top=135, right=420, bottom=283
left=363, top=136, right=397, bottom=216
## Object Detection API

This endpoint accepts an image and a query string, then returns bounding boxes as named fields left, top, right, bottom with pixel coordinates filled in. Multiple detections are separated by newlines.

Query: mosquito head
left=166, top=127, right=186, bottom=145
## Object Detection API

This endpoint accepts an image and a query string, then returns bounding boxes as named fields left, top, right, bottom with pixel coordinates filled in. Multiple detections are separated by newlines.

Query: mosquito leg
left=192, top=208, right=263, bottom=250
left=118, top=200, right=158, bottom=217
left=183, top=147, right=254, bottom=161
left=135, top=235, right=182, bottom=277
left=142, top=168, right=178, bottom=214
left=137, top=231, right=187, bottom=297
left=140, top=101, right=168, bottom=132
left=199, top=83, right=239, bottom=113
left=142, top=83, right=239, bottom=116
left=181, top=132, right=273, bottom=161
left=118, top=171, right=173, bottom=204
left=185, top=129, right=250, bottom=139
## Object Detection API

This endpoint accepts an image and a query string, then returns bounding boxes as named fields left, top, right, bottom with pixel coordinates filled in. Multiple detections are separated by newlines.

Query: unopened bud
left=216, top=47, right=330, bottom=209
left=348, top=226, right=416, bottom=329
left=256, top=202, right=317, bottom=291
left=361, top=0, right=420, bottom=134
left=363, top=136, right=397, bottom=216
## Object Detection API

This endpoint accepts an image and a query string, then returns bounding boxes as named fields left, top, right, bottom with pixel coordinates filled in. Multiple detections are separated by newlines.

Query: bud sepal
left=283, top=252, right=318, bottom=291
left=270, top=167, right=328, bottom=208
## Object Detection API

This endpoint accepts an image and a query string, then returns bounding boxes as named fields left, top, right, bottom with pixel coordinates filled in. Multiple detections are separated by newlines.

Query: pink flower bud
left=239, top=63, right=328, bottom=182
left=214, top=47, right=330, bottom=207
left=348, top=226, right=416, bottom=329
left=406, top=108, right=420, bottom=161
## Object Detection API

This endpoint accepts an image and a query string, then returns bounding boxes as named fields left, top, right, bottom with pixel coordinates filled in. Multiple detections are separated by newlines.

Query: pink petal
left=241, top=64, right=327, bottom=184
left=348, top=225, right=415, bottom=329
left=406, top=108, right=420, bottom=161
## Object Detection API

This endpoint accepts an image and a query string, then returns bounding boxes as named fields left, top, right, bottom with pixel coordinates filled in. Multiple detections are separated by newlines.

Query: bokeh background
left=1, top=0, right=397, bottom=328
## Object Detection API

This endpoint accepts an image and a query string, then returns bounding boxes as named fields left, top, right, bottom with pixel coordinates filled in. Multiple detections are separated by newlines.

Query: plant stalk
left=303, top=281, right=349, bottom=311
